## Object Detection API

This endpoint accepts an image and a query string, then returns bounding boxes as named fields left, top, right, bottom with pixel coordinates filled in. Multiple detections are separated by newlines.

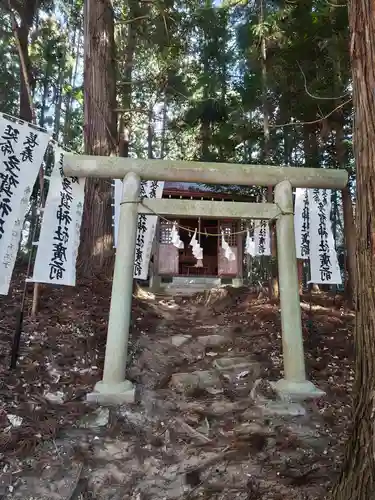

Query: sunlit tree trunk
left=329, top=0, right=375, bottom=498
left=199, top=0, right=212, bottom=161
left=79, top=0, right=117, bottom=276
left=13, top=0, right=38, bottom=122
left=64, top=28, right=81, bottom=144
left=118, top=0, right=138, bottom=158
left=39, top=60, right=51, bottom=128
left=53, top=62, right=65, bottom=142
left=147, top=106, right=154, bottom=159
left=160, top=93, right=168, bottom=159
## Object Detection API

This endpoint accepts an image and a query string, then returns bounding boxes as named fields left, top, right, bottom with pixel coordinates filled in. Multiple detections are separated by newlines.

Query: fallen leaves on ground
left=0, top=272, right=354, bottom=499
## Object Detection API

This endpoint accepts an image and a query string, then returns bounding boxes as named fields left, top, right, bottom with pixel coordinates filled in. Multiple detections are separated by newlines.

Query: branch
left=115, top=15, right=149, bottom=24
left=270, top=97, right=352, bottom=128
left=113, top=107, right=149, bottom=114
left=286, top=0, right=346, bottom=6
left=326, top=0, right=347, bottom=6
left=297, top=62, right=351, bottom=101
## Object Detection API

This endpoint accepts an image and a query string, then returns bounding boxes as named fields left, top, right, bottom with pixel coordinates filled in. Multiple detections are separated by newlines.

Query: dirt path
left=0, top=280, right=354, bottom=499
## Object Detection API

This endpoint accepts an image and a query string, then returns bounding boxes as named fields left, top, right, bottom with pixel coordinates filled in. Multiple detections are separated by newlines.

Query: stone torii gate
left=64, top=156, right=348, bottom=404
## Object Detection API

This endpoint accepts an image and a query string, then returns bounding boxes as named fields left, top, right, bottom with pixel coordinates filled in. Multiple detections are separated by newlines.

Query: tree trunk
left=53, top=62, right=65, bottom=141
left=39, top=63, right=51, bottom=128
left=303, top=122, right=320, bottom=293
left=329, top=1, right=375, bottom=498
left=332, top=48, right=356, bottom=303
left=147, top=106, right=154, bottom=159
left=64, top=28, right=81, bottom=144
left=200, top=8, right=211, bottom=162
left=160, top=93, right=168, bottom=159
left=8, top=0, right=38, bottom=121
left=334, top=125, right=356, bottom=301
left=16, top=1, right=37, bottom=122
left=10, top=0, right=42, bottom=315
left=79, top=0, right=117, bottom=276
left=342, top=185, right=356, bottom=302
left=118, top=0, right=137, bottom=158
left=259, top=0, right=277, bottom=298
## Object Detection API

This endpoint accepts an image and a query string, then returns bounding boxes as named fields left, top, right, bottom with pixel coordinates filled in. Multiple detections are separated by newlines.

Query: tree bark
left=16, top=0, right=38, bottom=122
left=53, top=62, right=65, bottom=142
left=64, top=27, right=81, bottom=144
left=329, top=1, right=375, bottom=498
left=79, top=0, right=117, bottom=276
left=342, top=185, right=356, bottom=302
left=118, top=0, right=137, bottom=158
left=7, top=0, right=38, bottom=121
left=332, top=49, right=356, bottom=303
left=160, top=93, right=168, bottom=159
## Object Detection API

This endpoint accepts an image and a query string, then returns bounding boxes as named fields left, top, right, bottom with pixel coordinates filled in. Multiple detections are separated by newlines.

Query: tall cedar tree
left=330, top=0, right=375, bottom=498
left=79, top=0, right=117, bottom=276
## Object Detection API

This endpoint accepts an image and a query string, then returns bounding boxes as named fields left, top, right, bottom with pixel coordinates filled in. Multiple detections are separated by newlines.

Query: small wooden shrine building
left=154, top=182, right=247, bottom=281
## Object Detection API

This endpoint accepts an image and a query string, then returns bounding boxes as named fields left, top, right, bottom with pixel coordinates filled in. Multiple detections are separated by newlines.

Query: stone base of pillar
left=231, top=278, right=243, bottom=288
left=86, top=379, right=135, bottom=405
left=271, top=379, right=325, bottom=401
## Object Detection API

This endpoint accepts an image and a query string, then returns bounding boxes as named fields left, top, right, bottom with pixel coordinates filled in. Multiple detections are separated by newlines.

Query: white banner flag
left=134, top=180, right=164, bottom=280
left=308, top=189, right=342, bottom=284
left=253, top=220, right=271, bottom=256
left=294, top=188, right=310, bottom=259
left=0, top=189, right=30, bottom=295
left=244, top=227, right=256, bottom=256
left=29, top=148, right=85, bottom=286
left=113, top=179, right=164, bottom=280
left=0, top=116, right=51, bottom=295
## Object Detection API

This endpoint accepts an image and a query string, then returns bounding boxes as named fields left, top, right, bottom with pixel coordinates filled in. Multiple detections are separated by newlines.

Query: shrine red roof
left=163, top=182, right=250, bottom=201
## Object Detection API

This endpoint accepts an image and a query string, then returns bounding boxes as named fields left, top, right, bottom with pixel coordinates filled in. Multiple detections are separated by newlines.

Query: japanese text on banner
left=294, top=188, right=310, bottom=259
left=0, top=116, right=50, bottom=295
left=253, top=220, right=271, bottom=256
left=29, top=148, right=85, bottom=286
left=113, top=179, right=164, bottom=280
left=308, top=188, right=342, bottom=285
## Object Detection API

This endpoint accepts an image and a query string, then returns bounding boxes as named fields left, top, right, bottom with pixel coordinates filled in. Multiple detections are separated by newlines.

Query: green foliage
left=0, top=22, right=19, bottom=114
left=0, top=0, right=353, bottom=256
left=0, top=0, right=353, bottom=163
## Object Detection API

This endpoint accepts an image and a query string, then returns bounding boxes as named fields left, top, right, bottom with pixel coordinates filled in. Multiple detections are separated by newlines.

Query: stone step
left=169, top=277, right=221, bottom=286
